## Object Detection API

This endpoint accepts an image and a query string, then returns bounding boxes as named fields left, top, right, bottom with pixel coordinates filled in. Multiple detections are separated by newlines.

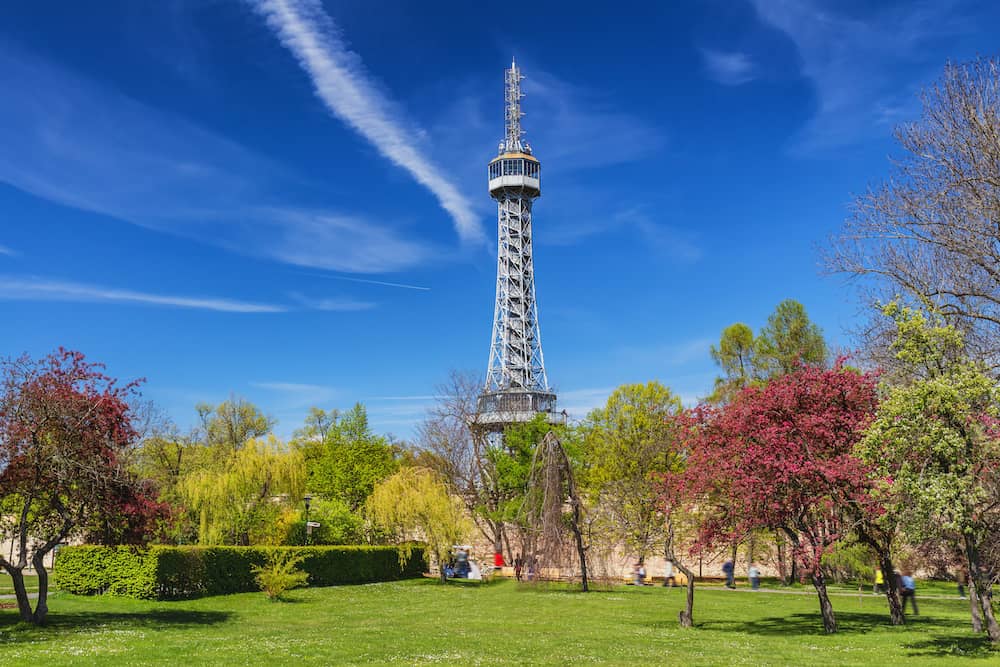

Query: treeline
left=132, top=401, right=404, bottom=548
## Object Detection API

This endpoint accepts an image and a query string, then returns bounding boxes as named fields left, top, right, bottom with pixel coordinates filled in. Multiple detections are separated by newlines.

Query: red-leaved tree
left=680, top=361, right=879, bottom=634
left=0, top=349, right=163, bottom=624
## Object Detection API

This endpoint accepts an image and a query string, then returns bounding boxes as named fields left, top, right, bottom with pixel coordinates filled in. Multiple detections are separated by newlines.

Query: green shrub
left=253, top=550, right=309, bottom=600
left=54, top=544, right=426, bottom=599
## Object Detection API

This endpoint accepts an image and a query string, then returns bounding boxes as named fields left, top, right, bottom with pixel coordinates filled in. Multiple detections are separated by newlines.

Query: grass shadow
left=0, top=609, right=232, bottom=644
left=704, top=610, right=966, bottom=637
left=903, top=634, right=998, bottom=660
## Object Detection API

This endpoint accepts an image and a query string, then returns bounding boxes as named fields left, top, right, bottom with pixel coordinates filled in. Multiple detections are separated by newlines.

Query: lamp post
left=304, top=494, right=312, bottom=545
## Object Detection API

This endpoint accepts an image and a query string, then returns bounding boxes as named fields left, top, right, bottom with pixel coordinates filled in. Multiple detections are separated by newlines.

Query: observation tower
left=474, top=60, right=562, bottom=433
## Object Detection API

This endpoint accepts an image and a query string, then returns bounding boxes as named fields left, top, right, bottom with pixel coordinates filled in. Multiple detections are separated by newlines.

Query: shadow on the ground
left=0, top=609, right=232, bottom=643
left=701, top=610, right=965, bottom=636
left=903, top=634, right=998, bottom=660
left=684, top=610, right=996, bottom=659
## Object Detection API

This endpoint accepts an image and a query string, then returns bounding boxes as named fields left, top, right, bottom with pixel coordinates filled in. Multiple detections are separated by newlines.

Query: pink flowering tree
left=681, top=361, right=879, bottom=634
left=0, top=349, right=163, bottom=624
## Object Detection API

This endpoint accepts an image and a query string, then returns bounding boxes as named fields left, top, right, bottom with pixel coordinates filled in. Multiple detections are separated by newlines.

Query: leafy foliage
left=0, top=349, right=164, bottom=624
left=579, top=382, right=684, bottom=559
left=367, top=467, right=471, bottom=579
left=680, top=362, right=879, bottom=633
left=54, top=545, right=427, bottom=599
left=295, top=403, right=399, bottom=511
left=859, top=303, right=1000, bottom=639
left=253, top=550, right=309, bottom=600
left=181, top=435, right=305, bottom=545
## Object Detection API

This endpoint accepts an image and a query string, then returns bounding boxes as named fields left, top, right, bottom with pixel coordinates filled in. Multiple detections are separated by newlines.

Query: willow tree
left=182, top=435, right=304, bottom=545
left=367, top=467, right=471, bottom=582
left=520, top=432, right=589, bottom=590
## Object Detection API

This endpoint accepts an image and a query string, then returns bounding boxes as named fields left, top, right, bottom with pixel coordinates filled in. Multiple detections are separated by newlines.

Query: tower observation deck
left=474, top=60, right=562, bottom=431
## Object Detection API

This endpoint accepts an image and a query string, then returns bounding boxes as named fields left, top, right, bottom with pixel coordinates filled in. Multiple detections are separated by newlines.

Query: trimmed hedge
left=54, top=545, right=426, bottom=600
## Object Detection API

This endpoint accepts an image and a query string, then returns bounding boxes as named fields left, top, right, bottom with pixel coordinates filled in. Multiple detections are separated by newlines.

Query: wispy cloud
left=544, top=206, right=701, bottom=263
left=700, top=48, right=757, bottom=86
left=250, top=381, right=338, bottom=407
left=250, top=0, right=482, bottom=243
left=287, top=291, right=375, bottom=311
left=0, top=276, right=286, bottom=313
left=0, top=45, right=434, bottom=274
left=750, top=0, right=970, bottom=151
left=520, top=69, right=665, bottom=170
left=0, top=244, right=16, bottom=257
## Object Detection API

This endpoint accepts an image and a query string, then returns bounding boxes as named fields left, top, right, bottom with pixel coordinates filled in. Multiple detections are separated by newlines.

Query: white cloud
left=250, top=0, right=482, bottom=244
left=700, top=48, right=757, bottom=86
left=0, top=46, right=434, bottom=274
left=287, top=291, right=375, bottom=312
left=0, top=244, right=16, bottom=257
left=0, top=276, right=286, bottom=313
left=750, top=0, right=969, bottom=151
left=260, top=210, right=431, bottom=274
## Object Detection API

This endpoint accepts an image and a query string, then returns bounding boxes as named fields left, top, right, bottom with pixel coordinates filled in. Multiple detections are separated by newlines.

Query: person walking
left=722, top=559, right=735, bottom=589
left=513, top=553, right=524, bottom=582
left=748, top=563, right=761, bottom=590
left=873, top=566, right=884, bottom=595
left=900, top=570, right=918, bottom=615
left=663, top=560, right=676, bottom=588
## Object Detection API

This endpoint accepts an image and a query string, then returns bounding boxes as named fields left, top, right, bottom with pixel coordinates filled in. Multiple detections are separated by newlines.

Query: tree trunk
left=775, top=532, right=789, bottom=585
left=569, top=499, right=588, bottom=592
left=879, top=556, right=905, bottom=626
left=664, top=521, right=695, bottom=628
left=7, top=566, right=35, bottom=623
left=969, top=579, right=984, bottom=633
left=965, top=536, right=1000, bottom=642
left=810, top=570, right=838, bottom=634
left=676, top=561, right=696, bottom=628
left=31, top=553, right=49, bottom=624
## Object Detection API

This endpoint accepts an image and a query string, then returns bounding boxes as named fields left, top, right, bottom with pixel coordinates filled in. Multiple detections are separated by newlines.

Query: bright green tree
left=181, top=435, right=305, bottom=545
left=197, top=397, right=274, bottom=455
left=580, top=382, right=684, bottom=559
left=859, top=304, right=1000, bottom=641
left=708, top=322, right=757, bottom=403
left=754, top=299, right=827, bottom=377
left=303, top=404, right=399, bottom=511
left=367, top=467, right=472, bottom=582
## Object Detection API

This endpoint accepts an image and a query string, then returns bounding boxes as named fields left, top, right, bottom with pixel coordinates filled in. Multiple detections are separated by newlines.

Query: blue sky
left=1, top=0, right=997, bottom=439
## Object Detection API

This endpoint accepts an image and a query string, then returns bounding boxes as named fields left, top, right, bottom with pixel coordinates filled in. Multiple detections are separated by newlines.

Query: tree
left=416, top=372, right=507, bottom=560
left=579, top=382, right=684, bottom=563
left=0, top=349, right=161, bottom=624
left=196, top=396, right=274, bottom=455
left=367, top=467, right=471, bottom=582
left=828, top=57, right=1000, bottom=369
left=859, top=304, right=1000, bottom=641
left=754, top=299, right=828, bottom=377
left=300, top=403, right=399, bottom=511
left=708, top=323, right=757, bottom=404
left=520, top=432, right=589, bottom=590
left=682, top=362, right=879, bottom=634
left=181, top=435, right=305, bottom=545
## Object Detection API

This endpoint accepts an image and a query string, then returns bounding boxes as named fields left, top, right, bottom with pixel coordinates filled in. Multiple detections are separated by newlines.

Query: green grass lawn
left=0, top=578, right=995, bottom=665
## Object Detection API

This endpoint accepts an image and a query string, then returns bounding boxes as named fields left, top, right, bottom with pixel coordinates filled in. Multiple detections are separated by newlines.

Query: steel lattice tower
left=475, top=60, right=561, bottom=431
